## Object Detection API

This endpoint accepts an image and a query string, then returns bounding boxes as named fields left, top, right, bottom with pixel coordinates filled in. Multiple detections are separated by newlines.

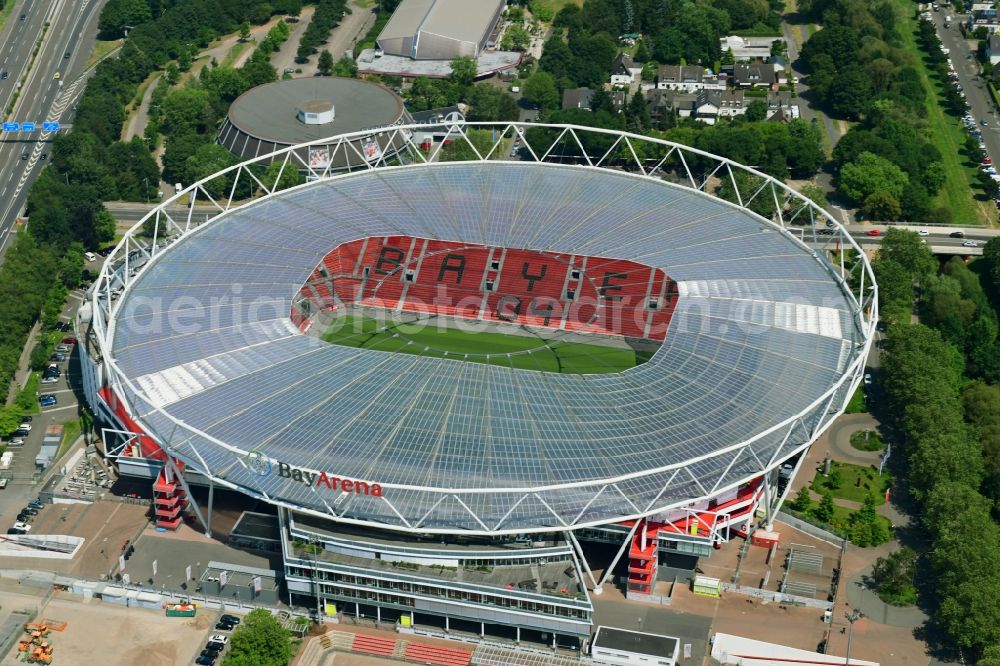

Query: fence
left=720, top=582, right=832, bottom=610
left=776, top=511, right=848, bottom=546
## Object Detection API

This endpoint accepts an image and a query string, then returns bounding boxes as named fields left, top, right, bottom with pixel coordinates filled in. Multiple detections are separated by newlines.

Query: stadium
left=78, top=123, right=876, bottom=647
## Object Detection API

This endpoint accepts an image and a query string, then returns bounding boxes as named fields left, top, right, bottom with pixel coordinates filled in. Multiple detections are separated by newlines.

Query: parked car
left=8, top=438, right=25, bottom=447
left=21, top=507, right=37, bottom=516
left=219, top=614, right=241, bottom=625
left=7, top=527, right=26, bottom=535
left=49, top=353, right=65, bottom=362
left=963, top=240, right=980, bottom=247
left=60, top=336, right=77, bottom=345
left=866, top=229, right=882, bottom=237
left=14, top=422, right=30, bottom=432
left=39, top=395, right=57, bottom=407
left=12, top=428, right=29, bottom=438
left=207, top=635, right=229, bottom=646
left=13, top=522, right=31, bottom=532
left=195, top=656, right=216, bottom=666
left=214, top=621, right=235, bottom=631
left=54, top=344, right=70, bottom=352
left=40, top=376, right=58, bottom=384
left=27, top=500, right=43, bottom=510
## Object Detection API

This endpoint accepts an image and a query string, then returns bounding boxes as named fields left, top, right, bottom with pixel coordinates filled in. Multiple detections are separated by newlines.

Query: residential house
left=719, top=35, right=782, bottom=61
left=646, top=89, right=696, bottom=121
left=655, top=65, right=726, bottom=92
left=562, top=87, right=594, bottom=110
left=990, top=35, right=1000, bottom=65
left=769, top=55, right=788, bottom=86
left=646, top=89, right=746, bottom=124
left=610, top=53, right=643, bottom=86
left=765, top=91, right=799, bottom=121
left=969, top=3, right=1000, bottom=33
left=732, top=62, right=777, bottom=89
left=716, top=89, right=746, bottom=119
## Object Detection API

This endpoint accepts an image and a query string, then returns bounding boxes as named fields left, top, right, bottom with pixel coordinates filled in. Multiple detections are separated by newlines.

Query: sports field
left=321, top=314, right=653, bottom=374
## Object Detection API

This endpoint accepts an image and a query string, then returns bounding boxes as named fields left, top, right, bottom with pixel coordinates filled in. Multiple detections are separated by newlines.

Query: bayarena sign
left=246, top=450, right=383, bottom=497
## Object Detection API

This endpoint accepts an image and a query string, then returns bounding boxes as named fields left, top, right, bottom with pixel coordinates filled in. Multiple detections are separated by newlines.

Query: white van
left=84, top=251, right=97, bottom=262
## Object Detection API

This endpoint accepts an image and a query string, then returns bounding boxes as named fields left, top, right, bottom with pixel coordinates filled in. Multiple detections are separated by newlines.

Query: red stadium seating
left=351, top=633, right=397, bottom=657
left=404, top=642, right=473, bottom=666
left=298, top=236, right=676, bottom=341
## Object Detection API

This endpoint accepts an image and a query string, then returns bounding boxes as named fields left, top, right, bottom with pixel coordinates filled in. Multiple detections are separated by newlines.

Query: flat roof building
left=377, top=0, right=505, bottom=60
left=217, top=77, right=411, bottom=170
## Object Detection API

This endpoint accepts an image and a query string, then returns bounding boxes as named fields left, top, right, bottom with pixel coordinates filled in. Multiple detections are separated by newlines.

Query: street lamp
left=844, top=609, right=863, bottom=665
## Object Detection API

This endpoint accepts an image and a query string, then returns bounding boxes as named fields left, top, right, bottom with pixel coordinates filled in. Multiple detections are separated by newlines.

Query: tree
left=870, top=547, right=918, bottom=606
left=448, top=56, right=477, bottom=88
left=317, top=50, right=334, bottom=76
left=839, top=151, right=908, bottom=203
left=745, top=100, right=767, bottom=122
left=239, top=21, right=251, bottom=42
left=797, top=183, right=828, bottom=210
left=848, top=494, right=890, bottom=547
left=161, top=88, right=216, bottom=136
left=464, top=85, right=519, bottom=122
left=263, top=160, right=305, bottom=192
left=982, top=646, right=1000, bottom=666
left=502, top=25, right=531, bottom=51
left=863, top=190, right=901, bottom=221
left=184, top=144, right=236, bottom=198
left=439, top=129, right=496, bottom=162
left=625, top=90, right=650, bottom=133
left=789, top=486, right=812, bottom=512
left=222, top=608, right=294, bottom=666
left=814, top=491, right=835, bottom=523
left=522, top=71, right=560, bottom=111
left=97, top=0, right=152, bottom=38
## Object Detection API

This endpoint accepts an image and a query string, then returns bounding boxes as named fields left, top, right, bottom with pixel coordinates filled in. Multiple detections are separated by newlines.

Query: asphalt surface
left=932, top=11, right=1000, bottom=165
left=0, top=0, right=107, bottom=258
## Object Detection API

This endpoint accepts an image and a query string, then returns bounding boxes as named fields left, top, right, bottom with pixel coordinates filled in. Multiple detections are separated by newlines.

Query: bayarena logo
left=245, top=449, right=382, bottom=498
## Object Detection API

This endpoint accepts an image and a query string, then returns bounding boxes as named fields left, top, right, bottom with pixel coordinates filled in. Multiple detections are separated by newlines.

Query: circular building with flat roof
left=217, top=77, right=412, bottom=170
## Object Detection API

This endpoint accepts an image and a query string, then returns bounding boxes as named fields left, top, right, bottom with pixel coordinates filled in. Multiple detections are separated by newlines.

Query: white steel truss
left=87, top=122, right=878, bottom=536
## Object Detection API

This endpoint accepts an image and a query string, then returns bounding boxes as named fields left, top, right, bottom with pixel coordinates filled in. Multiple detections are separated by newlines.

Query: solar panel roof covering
left=106, top=161, right=865, bottom=534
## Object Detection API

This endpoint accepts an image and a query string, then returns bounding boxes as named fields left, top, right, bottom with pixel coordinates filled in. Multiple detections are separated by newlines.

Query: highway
left=0, top=0, right=108, bottom=256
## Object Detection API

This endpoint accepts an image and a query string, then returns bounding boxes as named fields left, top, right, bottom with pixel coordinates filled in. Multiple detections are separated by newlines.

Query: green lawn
left=322, top=313, right=651, bottom=374
left=86, top=38, right=122, bottom=69
left=811, top=460, right=890, bottom=505
left=893, top=0, right=991, bottom=226
left=56, top=418, right=82, bottom=462
left=221, top=41, right=248, bottom=69
left=844, top=385, right=867, bottom=413
left=850, top=429, right=883, bottom=452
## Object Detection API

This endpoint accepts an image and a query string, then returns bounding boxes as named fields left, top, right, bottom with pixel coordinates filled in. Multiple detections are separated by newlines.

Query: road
left=0, top=0, right=108, bottom=259
left=932, top=11, right=1000, bottom=165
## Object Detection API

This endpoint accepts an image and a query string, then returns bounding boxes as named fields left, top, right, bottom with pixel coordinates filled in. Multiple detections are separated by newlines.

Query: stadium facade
left=77, top=123, right=876, bottom=647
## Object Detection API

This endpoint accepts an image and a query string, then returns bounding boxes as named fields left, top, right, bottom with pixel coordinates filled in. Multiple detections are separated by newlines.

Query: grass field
left=86, top=38, right=122, bottom=69
left=893, top=0, right=992, bottom=226
left=322, top=314, right=651, bottom=374
left=221, top=41, right=247, bottom=69
left=811, top=460, right=891, bottom=505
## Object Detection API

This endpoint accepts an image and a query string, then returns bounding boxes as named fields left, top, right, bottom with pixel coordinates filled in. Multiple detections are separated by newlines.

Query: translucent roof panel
left=107, top=162, right=865, bottom=530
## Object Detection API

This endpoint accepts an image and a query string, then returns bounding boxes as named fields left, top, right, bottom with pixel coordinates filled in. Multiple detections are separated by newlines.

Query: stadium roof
left=104, top=159, right=866, bottom=534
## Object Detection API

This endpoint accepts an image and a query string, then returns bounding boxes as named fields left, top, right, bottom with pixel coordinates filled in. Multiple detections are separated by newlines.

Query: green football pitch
left=321, top=314, right=653, bottom=374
